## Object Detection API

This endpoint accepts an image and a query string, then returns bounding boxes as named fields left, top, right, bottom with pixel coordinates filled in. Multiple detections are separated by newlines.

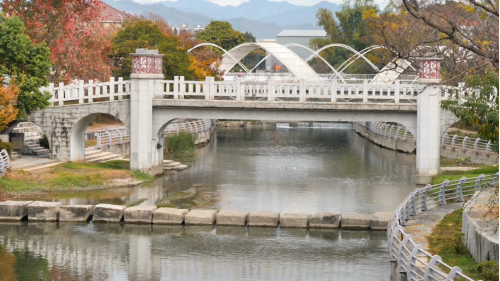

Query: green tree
left=111, top=20, right=195, bottom=80
left=441, top=70, right=499, bottom=152
left=196, top=21, right=245, bottom=51
left=0, top=14, right=51, bottom=119
left=243, top=32, right=256, bottom=43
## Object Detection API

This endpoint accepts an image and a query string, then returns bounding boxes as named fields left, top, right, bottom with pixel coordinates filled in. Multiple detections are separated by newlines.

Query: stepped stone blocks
left=185, top=209, right=218, bottom=225
left=309, top=213, right=341, bottom=229
left=341, top=213, right=371, bottom=230
left=280, top=213, right=310, bottom=228
left=0, top=201, right=32, bottom=221
left=247, top=211, right=280, bottom=227
left=93, top=204, right=127, bottom=223
left=370, top=212, right=392, bottom=230
left=27, top=201, right=62, bottom=222
left=124, top=206, right=157, bottom=224
left=153, top=208, right=189, bottom=224
left=216, top=210, right=249, bottom=226
left=59, top=205, right=94, bottom=222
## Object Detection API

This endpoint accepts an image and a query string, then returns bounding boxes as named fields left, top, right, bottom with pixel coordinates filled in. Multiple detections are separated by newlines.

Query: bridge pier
left=129, top=49, right=165, bottom=176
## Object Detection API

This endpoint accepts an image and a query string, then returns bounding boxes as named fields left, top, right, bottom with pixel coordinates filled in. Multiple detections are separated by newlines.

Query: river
left=0, top=126, right=416, bottom=280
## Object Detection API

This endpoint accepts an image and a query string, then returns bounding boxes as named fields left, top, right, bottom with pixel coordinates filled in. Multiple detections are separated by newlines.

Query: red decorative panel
left=131, top=49, right=163, bottom=74
left=419, top=60, right=441, bottom=80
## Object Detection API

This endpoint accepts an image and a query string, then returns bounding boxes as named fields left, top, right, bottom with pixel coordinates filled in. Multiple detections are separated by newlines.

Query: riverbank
left=0, top=161, right=152, bottom=198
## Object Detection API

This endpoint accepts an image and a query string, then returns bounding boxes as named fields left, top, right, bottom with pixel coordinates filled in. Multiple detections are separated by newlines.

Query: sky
left=133, top=0, right=344, bottom=6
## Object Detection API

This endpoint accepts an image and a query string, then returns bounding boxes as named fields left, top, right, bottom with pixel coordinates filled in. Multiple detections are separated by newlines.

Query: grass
left=440, top=157, right=487, bottom=168
left=431, top=166, right=499, bottom=184
left=85, top=139, right=97, bottom=148
left=0, top=160, right=153, bottom=192
left=428, top=209, right=499, bottom=280
left=165, top=132, right=195, bottom=154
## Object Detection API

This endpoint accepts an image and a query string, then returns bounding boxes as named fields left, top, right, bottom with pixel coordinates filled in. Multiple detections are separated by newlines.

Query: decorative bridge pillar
left=415, top=57, right=442, bottom=184
left=129, top=49, right=164, bottom=176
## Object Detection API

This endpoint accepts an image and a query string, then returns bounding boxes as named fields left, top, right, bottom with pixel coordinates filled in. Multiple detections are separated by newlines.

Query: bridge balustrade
left=388, top=173, right=499, bottom=281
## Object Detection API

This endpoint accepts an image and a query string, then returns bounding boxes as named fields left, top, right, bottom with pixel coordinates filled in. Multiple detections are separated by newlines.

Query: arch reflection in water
left=0, top=222, right=390, bottom=280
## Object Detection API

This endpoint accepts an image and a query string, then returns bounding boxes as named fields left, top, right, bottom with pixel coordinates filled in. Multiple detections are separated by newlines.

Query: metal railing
left=441, top=133, right=494, bottom=155
left=94, top=128, right=129, bottom=149
left=0, top=149, right=10, bottom=176
left=388, top=173, right=499, bottom=280
left=164, top=120, right=214, bottom=136
left=156, top=76, right=420, bottom=104
left=364, top=122, right=414, bottom=141
left=41, top=77, right=131, bottom=106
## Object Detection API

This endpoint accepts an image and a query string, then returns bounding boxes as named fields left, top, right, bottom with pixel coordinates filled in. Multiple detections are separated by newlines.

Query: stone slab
left=280, top=213, right=310, bottom=228
left=153, top=208, right=189, bottom=225
left=185, top=210, right=218, bottom=225
left=247, top=211, right=280, bottom=227
left=0, top=201, right=33, bottom=221
left=341, top=213, right=371, bottom=230
left=27, top=201, right=62, bottom=222
left=124, top=206, right=157, bottom=224
left=309, top=213, right=341, bottom=229
left=59, top=205, right=93, bottom=222
left=216, top=210, right=249, bottom=226
left=93, top=204, right=127, bottom=223
left=370, top=212, right=393, bottom=230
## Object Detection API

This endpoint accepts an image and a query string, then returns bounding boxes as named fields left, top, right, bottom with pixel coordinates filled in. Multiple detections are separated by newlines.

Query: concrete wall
left=28, top=100, right=131, bottom=161
left=462, top=189, right=499, bottom=263
left=441, top=146, right=498, bottom=165
left=353, top=123, right=416, bottom=153
left=101, top=142, right=130, bottom=156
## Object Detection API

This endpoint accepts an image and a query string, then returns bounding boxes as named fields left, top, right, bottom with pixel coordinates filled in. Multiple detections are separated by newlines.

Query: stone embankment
left=353, top=122, right=415, bottom=153
left=0, top=201, right=392, bottom=230
left=462, top=188, right=499, bottom=263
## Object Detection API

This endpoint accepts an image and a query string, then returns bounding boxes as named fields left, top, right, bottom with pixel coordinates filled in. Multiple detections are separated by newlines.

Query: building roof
left=100, top=3, right=134, bottom=23
left=277, top=30, right=327, bottom=37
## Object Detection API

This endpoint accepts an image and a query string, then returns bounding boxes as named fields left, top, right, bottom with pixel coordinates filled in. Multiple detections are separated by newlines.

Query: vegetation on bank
left=165, top=132, right=195, bottom=154
left=0, top=161, right=152, bottom=192
left=428, top=209, right=499, bottom=281
left=430, top=166, right=499, bottom=184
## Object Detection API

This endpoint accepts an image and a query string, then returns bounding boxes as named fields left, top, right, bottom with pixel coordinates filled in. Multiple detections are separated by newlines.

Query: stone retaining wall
left=462, top=188, right=499, bottom=263
left=441, top=146, right=498, bottom=165
left=353, top=123, right=416, bottom=153
left=0, top=201, right=392, bottom=230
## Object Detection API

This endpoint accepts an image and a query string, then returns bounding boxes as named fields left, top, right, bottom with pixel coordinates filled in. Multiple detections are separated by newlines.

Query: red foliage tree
left=1, top=0, right=113, bottom=83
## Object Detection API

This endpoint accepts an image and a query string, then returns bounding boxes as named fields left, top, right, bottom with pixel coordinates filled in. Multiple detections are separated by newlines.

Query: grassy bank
left=165, top=132, right=195, bottom=154
left=0, top=161, right=153, bottom=192
left=428, top=209, right=499, bottom=280
left=431, top=166, right=499, bottom=184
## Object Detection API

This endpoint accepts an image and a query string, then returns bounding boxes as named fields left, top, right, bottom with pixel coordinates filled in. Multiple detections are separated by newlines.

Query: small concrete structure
left=27, top=201, right=62, bottom=222
left=370, top=212, right=392, bottom=230
left=0, top=201, right=32, bottom=221
left=247, top=211, right=280, bottom=227
left=185, top=209, right=217, bottom=225
left=59, top=205, right=93, bottom=222
left=124, top=205, right=157, bottom=224
left=280, top=213, right=310, bottom=228
left=153, top=208, right=189, bottom=224
left=216, top=210, right=248, bottom=226
left=309, top=213, right=341, bottom=228
left=341, top=213, right=371, bottom=230
left=93, top=204, right=127, bottom=223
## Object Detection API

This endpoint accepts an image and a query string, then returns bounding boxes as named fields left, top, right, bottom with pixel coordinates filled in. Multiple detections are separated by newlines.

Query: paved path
left=10, top=156, right=62, bottom=171
left=440, top=167, right=480, bottom=172
left=404, top=203, right=463, bottom=250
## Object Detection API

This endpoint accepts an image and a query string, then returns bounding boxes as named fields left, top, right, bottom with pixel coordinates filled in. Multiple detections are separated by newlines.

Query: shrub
left=477, top=260, right=499, bottom=281
left=165, top=132, right=195, bottom=154
left=0, top=141, right=13, bottom=157
left=39, top=134, right=49, bottom=149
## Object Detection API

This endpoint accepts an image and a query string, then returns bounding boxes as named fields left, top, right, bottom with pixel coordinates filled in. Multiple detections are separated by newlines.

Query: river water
left=0, top=126, right=416, bottom=280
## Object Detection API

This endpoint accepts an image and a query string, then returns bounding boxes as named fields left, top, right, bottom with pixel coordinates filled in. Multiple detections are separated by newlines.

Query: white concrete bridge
left=28, top=49, right=448, bottom=183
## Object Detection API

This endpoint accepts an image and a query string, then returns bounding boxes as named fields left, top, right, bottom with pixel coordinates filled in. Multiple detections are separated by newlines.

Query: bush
left=477, top=260, right=499, bottom=281
left=165, top=132, right=195, bottom=154
left=0, top=141, right=13, bottom=157
left=39, top=134, right=49, bottom=149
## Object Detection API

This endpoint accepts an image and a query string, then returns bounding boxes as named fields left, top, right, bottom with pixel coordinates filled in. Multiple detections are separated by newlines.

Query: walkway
left=10, top=156, right=62, bottom=171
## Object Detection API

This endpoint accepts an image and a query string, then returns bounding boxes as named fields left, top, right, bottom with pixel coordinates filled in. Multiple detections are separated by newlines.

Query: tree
left=196, top=21, right=246, bottom=51
left=111, top=20, right=195, bottom=80
left=1, top=0, right=113, bottom=83
left=0, top=14, right=51, bottom=119
left=243, top=32, right=256, bottom=43
left=0, top=79, right=20, bottom=132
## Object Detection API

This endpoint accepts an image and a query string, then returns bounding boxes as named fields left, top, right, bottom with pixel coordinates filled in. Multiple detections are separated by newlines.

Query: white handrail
left=0, top=149, right=10, bottom=176
left=441, top=133, right=496, bottom=155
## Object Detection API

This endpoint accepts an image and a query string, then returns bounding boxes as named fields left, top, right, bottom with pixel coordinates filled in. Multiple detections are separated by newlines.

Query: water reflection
left=49, top=127, right=416, bottom=214
left=0, top=222, right=390, bottom=280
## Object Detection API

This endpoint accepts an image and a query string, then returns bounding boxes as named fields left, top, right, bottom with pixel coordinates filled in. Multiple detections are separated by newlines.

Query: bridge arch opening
left=71, top=113, right=128, bottom=162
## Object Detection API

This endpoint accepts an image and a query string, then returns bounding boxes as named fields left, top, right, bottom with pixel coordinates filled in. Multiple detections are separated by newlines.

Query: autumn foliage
left=1, top=0, right=113, bottom=83
left=0, top=79, right=20, bottom=132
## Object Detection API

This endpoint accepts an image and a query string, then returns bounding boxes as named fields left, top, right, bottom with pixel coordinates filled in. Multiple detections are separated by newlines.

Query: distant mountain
left=103, top=0, right=330, bottom=38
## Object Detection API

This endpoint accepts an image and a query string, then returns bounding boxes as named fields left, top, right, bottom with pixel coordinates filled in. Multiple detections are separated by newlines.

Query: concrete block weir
left=0, top=201, right=392, bottom=231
